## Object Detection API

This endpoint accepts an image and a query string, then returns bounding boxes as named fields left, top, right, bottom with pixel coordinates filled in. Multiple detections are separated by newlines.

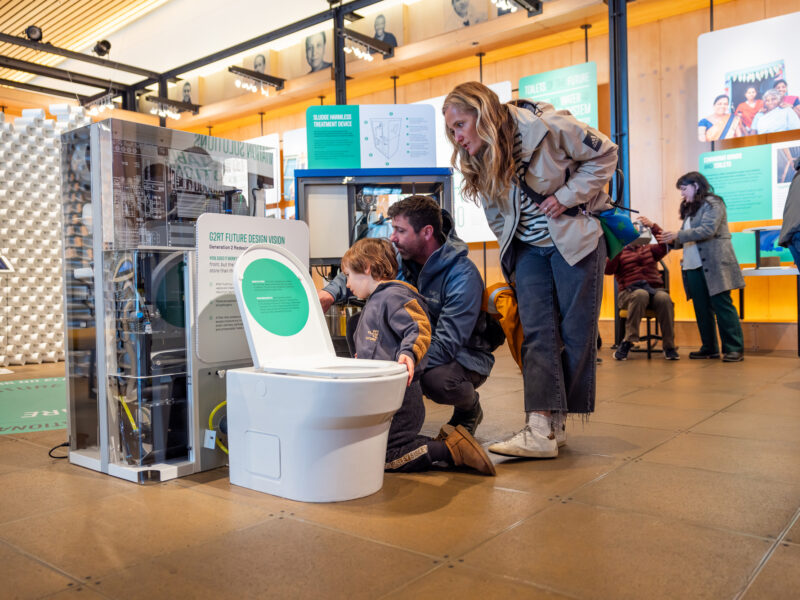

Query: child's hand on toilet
left=397, top=354, right=414, bottom=387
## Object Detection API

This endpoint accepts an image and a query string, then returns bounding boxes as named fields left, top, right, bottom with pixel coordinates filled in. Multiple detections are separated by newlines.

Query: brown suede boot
left=444, top=425, right=497, bottom=476
left=434, top=424, right=455, bottom=441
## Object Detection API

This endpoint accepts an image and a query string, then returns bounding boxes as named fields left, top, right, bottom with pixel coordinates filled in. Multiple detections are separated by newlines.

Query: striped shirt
left=512, top=131, right=552, bottom=245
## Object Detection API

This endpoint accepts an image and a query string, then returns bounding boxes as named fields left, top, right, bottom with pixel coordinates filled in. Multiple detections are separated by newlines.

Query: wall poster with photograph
left=697, top=11, right=800, bottom=142
left=699, top=142, right=796, bottom=264
left=347, top=6, right=403, bottom=55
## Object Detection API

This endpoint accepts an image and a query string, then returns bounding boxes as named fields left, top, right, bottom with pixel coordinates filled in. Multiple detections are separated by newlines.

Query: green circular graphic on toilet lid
left=241, top=258, right=309, bottom=336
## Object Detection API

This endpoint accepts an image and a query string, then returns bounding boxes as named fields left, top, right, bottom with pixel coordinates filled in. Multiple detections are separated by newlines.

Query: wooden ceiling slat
left=0, top=0, right=161, bottom=83
left=5, top=1, right=60, bottom=39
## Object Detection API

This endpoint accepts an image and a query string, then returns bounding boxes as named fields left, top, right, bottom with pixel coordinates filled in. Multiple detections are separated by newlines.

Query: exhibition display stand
left=739, top=226, right=800, bottom=356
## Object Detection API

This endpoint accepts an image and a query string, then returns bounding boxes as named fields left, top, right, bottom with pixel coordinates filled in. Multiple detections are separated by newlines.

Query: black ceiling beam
left=82, top=88, right=119, bottom=105
left=0, top=32, right=160, bottom=79
left=0, top=77, right=88, bottom=103
left=0, top=55, right=128, bottom=90
left=131, top=0, right=382, bottom=92
left=338, top=26, right=394, bottom=57
left=145, top=95, right=201, bottom=115
left=228, top=66, right=285, bottom=90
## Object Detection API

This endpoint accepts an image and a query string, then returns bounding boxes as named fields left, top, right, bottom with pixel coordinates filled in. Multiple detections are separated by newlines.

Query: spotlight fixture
left=338, top=27, right=394, bottom=59
left=228, top=66, right=285, bottom=96
left=83, top=92, right=117, bottom=117
left=92, top=40, right=111, bottom=56
left=24, top=25, right=42, bottom=42
left=144, top=95, right=200, bottom=120
left=504, top=0, right=543, bottom=16
left=343, top=40, right=375, bottom=62
left=491, top=0, right=518, bottom=12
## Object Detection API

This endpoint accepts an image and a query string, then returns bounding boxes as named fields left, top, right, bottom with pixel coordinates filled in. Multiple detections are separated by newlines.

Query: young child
left=341, top=238, right=495, bottom=475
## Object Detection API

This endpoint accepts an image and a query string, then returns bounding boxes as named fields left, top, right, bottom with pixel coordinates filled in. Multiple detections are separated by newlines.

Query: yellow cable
left=118, top=395, right=138, bottom=432
left=207, top=400, right=228, bottom=454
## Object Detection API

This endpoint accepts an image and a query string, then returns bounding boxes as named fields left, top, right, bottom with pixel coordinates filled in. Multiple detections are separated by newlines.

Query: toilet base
left=226, top=367, right=406, bottom=502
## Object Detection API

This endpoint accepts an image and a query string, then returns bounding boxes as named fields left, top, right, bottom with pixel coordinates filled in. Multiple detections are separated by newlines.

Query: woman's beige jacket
left=482, top=101, right=618, bottom=276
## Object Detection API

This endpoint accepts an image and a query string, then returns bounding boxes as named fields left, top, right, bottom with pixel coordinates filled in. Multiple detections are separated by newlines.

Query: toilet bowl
left=226, top=244, right=408, bottom=502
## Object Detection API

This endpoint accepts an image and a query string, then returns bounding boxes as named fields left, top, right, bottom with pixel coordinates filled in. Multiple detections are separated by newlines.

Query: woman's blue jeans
left=513, top=238, right=606, bottom=414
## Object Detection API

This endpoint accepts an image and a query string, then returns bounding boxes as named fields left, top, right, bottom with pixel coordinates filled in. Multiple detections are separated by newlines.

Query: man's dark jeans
left=420, top=361, right=486, bottom=410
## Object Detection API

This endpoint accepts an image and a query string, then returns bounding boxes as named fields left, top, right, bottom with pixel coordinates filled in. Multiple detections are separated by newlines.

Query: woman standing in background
left=657, top=172, right=745, bottom=362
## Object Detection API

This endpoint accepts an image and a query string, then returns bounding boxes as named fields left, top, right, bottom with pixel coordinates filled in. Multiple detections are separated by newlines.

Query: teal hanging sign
left=519, top=62, right=598, bottom=128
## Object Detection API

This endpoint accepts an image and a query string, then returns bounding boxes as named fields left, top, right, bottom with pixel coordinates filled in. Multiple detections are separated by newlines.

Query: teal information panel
left=307, top=106, right=361, bottom=169
left=699, top=145, right=772, bottom=222
left=699, top=144, right=792, bottom=263
left=519, top=62, right=598, bottom=128
left=307, top=104, right=437, bottom=169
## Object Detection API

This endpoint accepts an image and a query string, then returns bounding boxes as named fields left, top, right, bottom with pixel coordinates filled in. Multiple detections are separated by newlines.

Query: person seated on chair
left=605, top=215, right=679, bottom=360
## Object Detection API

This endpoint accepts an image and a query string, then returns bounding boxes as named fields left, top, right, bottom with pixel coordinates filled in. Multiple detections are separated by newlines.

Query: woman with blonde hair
left=442, top=81, right=617, bottom=458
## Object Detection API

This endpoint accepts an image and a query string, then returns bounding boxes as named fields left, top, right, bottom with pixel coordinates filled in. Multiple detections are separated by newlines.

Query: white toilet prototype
left=226, top=244, right=408, bottom=502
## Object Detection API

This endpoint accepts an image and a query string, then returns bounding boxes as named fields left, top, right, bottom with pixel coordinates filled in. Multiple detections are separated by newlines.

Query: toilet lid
left=233, top=244, right=405, bottom=379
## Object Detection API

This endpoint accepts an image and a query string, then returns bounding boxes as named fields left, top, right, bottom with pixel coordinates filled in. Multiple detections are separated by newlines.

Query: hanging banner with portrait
left=697, top=12, right=800, bottom=141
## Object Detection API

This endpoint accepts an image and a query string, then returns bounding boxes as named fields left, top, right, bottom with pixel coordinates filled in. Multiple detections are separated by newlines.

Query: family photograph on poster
left=697, top=11, right=800, bottom=142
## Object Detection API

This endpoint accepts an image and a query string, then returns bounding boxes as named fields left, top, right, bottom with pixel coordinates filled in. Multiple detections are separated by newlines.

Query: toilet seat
left=233, top=244, right=406, bottom=380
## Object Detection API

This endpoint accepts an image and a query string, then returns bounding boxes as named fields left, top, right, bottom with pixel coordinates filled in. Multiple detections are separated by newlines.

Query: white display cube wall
left=0, top=106, right=91, bottom=366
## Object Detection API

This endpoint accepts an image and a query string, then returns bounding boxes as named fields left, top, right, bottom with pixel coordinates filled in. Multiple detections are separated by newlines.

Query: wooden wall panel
left=713, top=0, right=766, bottom=28
left=765, top=0, right=799, bottom=18
left=627, top=22, right=664, bottom=225
left=657, top=9, right=708, bottom=235
left=204, top=0, right=799, bottom=348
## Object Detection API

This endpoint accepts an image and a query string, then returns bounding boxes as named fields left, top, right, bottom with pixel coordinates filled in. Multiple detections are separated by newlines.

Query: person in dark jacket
left=657, top=172, right=745, bottom=362
left=341, top=238, right=495, bottom=475
left=606, top=216, right=678, bottom=361
left=320, top=196, right=494, bottom=436
left=778, top=155, right=800, bottom=268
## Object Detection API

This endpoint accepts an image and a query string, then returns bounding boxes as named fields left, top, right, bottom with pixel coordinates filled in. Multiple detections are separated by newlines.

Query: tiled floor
left=1, top=346, right=799, bottom=599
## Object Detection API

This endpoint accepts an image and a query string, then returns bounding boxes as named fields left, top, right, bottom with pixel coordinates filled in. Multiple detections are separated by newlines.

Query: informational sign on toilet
left=306, top=104, right=436, bottom=169
left=241, top=259, right=309, bottom=337
left=196, top=215, right=310, bottom=363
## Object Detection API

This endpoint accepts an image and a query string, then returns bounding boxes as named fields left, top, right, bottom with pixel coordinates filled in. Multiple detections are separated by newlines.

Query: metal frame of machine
left=61, top=118, right=275, bottom=483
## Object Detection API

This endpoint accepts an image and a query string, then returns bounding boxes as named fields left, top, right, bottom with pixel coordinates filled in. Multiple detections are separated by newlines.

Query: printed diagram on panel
left=369, top=117, right=402, bottom=159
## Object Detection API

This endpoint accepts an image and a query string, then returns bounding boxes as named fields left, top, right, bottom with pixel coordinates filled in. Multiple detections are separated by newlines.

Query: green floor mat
left=0, top=378, right=67, bottom=434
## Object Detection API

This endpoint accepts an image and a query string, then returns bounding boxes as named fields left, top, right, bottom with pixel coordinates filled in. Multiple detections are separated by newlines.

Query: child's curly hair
left=341, top=238, right=398, bottom=281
